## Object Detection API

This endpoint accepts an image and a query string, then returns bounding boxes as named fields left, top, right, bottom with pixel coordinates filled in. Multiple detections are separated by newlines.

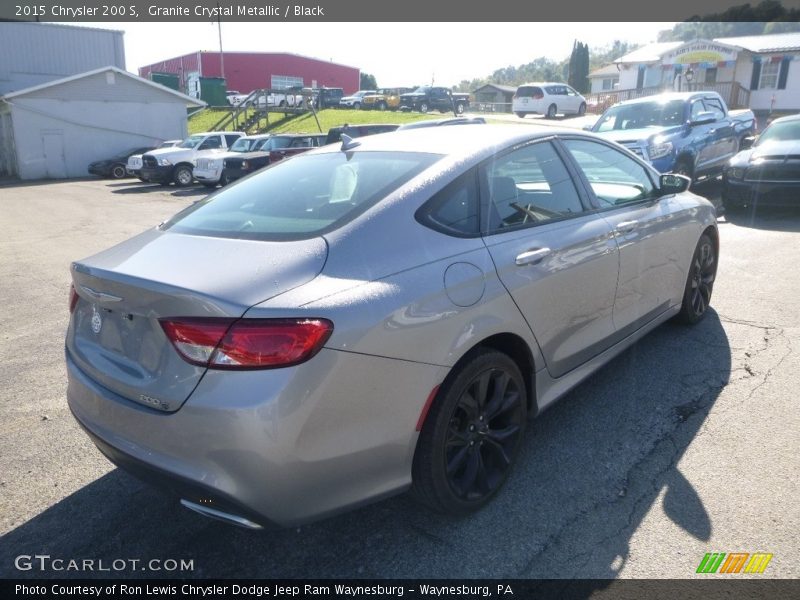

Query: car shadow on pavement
left=722, top=206, right=800, bottom=233
left=0, top=312, right=730, bottom=581
left=110, top=184, right=209, bottom=198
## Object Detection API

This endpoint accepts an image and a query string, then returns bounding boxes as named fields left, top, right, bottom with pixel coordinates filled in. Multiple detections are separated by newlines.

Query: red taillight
left=69, top=285, right=79, bottom=314
left=160, top=318, right=333, bottom=370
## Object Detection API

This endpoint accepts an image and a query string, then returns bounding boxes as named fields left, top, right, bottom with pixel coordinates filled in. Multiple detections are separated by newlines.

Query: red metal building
left=139, top=51, right=360, bottom=95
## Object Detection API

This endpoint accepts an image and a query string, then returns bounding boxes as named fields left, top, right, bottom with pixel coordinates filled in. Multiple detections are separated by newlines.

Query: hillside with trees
left=453, top=40, right=638, bottom=92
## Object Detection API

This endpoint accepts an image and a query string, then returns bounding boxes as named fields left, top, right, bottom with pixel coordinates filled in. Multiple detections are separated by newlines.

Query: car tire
left=412, top=349, right=527, bottom=515
left=353, top=102, right=361, bottom=110
left=279, top=100, right=286, bottom=108
left=219, top=172, right=230, bottom=186
left=676, top=233, right=717, bottom=325
left=455, top=103, right=465, bottom=115
left=578, top=102, right=586, bottom=116
left=378, top=101, right=388, bottom=111
left=419, top=102, right=429, bottom=114
left=173, top=165, right=193, bottom=187
left=110, top=164, right=127, bottom=179
left=515, top=112, right=527, bottom=119
left=546, top=104, right=557, bottom=119
left=722, top=196, right=745, bottom=214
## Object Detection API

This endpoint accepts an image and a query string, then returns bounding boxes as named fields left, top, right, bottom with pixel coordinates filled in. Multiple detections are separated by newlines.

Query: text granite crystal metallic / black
left=65, top=125, right=718, bottom=528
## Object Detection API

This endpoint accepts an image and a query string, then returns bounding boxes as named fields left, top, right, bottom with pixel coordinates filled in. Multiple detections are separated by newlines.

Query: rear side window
left=417, top=170, right=480, bottom=236
left=517, top=86, right=542, bottom=97
left=482, top=141, right=585, bottom=233
left=162, top=151, right=441, bottom=241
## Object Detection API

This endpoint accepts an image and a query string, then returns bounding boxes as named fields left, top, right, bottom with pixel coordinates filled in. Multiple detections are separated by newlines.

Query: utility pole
left=216, top=2, right=225, bottom=81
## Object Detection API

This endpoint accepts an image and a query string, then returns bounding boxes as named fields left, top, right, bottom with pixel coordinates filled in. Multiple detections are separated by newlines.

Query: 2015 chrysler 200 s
left=66, top=126, right=718, bottom=529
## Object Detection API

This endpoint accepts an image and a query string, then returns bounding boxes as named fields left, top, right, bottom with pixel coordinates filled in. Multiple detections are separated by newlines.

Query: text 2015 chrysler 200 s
left=66, top=126, right=718, bottom=528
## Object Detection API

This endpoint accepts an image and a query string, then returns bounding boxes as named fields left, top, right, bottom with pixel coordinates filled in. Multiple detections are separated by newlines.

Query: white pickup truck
left=139, top=131, right=245, bottom=187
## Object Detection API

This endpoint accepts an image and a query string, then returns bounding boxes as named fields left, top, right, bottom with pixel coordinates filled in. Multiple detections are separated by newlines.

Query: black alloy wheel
left=677, top=233, right=717, bottom=324
left=413, top=350, right=527, bottom=514
left=110, top=164, right=127, bottom=179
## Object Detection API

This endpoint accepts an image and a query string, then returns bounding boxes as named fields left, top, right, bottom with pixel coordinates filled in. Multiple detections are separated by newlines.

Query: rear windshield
left=162, top=151, right=441, bottom=241
left=593, top=100, right=686, bottom=132
left=517, top=86, right=542, bottom=97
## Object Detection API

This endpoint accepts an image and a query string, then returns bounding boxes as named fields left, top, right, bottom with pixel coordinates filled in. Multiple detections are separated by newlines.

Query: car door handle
left=515, top=248, right=551, bottom=266
left=615, top=220, right=638, bottom=235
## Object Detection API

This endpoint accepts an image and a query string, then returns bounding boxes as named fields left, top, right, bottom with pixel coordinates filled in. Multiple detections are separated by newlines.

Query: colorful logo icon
left=696, top=552, right=773, bottom=574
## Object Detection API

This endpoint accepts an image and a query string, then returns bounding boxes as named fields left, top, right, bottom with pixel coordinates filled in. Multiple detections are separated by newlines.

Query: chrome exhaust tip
left=180, top=499, right=263, bottom=530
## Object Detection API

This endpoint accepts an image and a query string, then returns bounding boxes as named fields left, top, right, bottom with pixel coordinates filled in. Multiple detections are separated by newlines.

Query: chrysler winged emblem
left=90, top=306, right=103, bottom=335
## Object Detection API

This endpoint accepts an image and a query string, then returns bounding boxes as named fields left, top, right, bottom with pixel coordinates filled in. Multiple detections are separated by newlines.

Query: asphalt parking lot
left=0, top=177, right=798, bottom=580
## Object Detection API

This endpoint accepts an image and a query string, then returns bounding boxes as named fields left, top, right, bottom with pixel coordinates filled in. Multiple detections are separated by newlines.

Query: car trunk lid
left=67, top=228, right=327, bottom=412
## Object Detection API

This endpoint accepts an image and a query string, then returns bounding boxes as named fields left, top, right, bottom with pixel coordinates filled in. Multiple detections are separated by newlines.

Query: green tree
left=568, top=41, right=590, bottom=94
left=360, top=72, right=378, bottom=90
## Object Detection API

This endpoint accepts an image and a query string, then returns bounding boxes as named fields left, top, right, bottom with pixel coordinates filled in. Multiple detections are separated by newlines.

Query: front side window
left=594, top=100, right=685, bottom=132
left=563, top=139, right=655, bottom=207
left=482, top=141, right=585, bottom=233
left=162, top=151, right=441, bottom=241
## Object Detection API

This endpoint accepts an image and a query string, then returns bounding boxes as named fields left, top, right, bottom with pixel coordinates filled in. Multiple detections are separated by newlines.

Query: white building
left=0, top=67, right=204, bottom=180
left=588, top=32, right=800, bottom=113
left=0, top=22, right=125, bottom=96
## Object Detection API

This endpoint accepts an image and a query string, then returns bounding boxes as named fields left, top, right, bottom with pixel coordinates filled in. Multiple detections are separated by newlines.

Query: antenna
left=340, top=134, right=361, bottom=151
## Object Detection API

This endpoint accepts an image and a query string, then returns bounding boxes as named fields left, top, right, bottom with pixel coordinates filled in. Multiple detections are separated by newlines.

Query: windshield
left=162, top=151, right=441, bottom=241
left=178, top=136, right=205, bottom=149
left=265, top=137, right=294, bottom=150
left=253, top=137, right=273, bottom=151
left=756, top=119, right=800, bottom=146
left=594, top=100, right=686, bottom=132
left=230, top=138, right=258, bottom=152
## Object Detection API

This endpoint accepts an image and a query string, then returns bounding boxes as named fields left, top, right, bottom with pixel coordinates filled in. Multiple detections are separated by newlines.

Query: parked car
left=246, top=89, right=304, bottom=109
left=221, top=134, right=326, bottom=183
left=722, top=113, right=800, bottom=212
left=193, top=134, right=272, bottom=187
left=66, top=125, right=717, bottom=528
left=399, top=86, right=470, bottom=114
left=339, top=90, right=376, bottom=110
left=127, top=140, right=181, bottom=179
left=590, top=92, right=756, bottom=182
left=397, top=117, right=486, bottom=130
left=313, top=87, right=344, bottom=109
left=226, top=90, right=248, bottom=106
left=513, top=83, right=587, bottom=119
left=362, top=88, right=413, bottom=111
left=324, top=123, right=400, bottom=144
left=88, top=147, right=154, bottom=179
left=139, top=132, right=245, bottom=186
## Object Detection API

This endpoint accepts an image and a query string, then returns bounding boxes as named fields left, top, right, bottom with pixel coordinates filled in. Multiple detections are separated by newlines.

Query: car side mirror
left=690, top=111, right=717, bottom=126
left=659, top=173, right=691, bottom=195
left=740, top=135, right=756, bottom=150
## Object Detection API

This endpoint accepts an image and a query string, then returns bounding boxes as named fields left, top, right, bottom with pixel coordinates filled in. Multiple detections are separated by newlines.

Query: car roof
left=242, top=134, right=272, bottom=140
left=767, top=113, right=800, bottom=125
left=518, top=82, right=567, bottom=87
left=315, top=124, right=572, bottom=158
left=615, top=92, right=718, bottom=106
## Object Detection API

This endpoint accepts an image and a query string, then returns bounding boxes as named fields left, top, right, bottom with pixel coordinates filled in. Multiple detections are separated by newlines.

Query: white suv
left=140, top=132, right=244, bottom=186
left=512, top=83, right=587, bottom=119
left=193, top=134, right=271, bottom=187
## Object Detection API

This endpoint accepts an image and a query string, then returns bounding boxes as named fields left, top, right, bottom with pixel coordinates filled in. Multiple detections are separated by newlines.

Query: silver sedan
left=66, top=126, right=718, bottom=528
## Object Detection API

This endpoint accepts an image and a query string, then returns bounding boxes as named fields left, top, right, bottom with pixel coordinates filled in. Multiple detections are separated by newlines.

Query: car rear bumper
left=66, top=345, right=443, bottom=527
left=139, top=165, right=173, bottom=183
left=723, top=178, right=800, bottom=207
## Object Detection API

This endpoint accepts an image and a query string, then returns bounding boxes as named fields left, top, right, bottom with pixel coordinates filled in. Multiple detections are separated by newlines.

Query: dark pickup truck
left=399, top=86, right=470, bottom=115
left=590, top=91, right=756, bottom=181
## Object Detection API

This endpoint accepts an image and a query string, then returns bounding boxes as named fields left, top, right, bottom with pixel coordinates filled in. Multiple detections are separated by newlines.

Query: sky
left=93, top=21, right=676, bottom=86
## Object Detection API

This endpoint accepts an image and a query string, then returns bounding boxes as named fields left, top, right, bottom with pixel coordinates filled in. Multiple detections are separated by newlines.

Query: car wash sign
left=663, top=41, right=739, bottom=66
